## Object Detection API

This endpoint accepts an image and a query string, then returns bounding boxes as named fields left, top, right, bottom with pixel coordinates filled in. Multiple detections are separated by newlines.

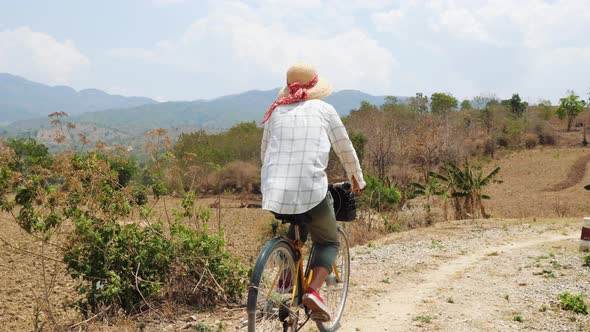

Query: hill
left=0, top=73, right=157, bottom=124
left=5, top=78, right=396, bottom=134
left=69, top=89, right=392, bottom=131
left=486, top=147, right=590, bottom=218
left=1, top=75, right=395, bottom=149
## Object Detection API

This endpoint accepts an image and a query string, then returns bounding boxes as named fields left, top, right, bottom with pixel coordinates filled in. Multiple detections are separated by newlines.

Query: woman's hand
left=351, top=175, right=364, bottom=195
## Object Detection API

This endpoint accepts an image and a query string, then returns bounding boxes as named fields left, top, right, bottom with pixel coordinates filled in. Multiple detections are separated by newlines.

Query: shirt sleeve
left=325, top=104, right=366, bottom=189
left=260, top=121, right=270, bottom=163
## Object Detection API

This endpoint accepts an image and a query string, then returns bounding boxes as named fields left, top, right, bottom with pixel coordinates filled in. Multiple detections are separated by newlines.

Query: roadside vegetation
left=1, top=89, right=589, bottom=329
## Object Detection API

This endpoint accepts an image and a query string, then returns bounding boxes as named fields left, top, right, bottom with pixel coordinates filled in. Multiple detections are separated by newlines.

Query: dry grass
left=344, top=219, right=383, bottom=247
left=486, top=147, right=590, bottom=218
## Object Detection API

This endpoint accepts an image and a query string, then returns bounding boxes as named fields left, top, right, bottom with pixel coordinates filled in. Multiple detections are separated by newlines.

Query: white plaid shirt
left=260, top=99, right=366, bottom=214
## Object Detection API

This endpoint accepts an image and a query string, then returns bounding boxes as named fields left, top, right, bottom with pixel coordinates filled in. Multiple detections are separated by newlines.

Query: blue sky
left=1, top=0, right=589, bottom=104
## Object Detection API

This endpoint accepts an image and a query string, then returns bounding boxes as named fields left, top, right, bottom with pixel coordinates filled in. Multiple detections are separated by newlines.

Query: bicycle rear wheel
left=316, top=227, right=350, bottom=332
left=247, top=239, right=300, bottom=332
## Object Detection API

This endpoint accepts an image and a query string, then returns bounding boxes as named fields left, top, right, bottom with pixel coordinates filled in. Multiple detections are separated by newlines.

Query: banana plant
left=409, top=177, right=447, bottom=213
left=429, top=162, right=501, bottom=219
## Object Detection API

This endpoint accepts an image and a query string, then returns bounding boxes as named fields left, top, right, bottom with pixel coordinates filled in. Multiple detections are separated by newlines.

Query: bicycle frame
left=265, top=224, right=314, bottom=307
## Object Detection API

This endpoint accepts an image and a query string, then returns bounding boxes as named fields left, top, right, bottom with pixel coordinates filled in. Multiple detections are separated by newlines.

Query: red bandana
left=261, top=75, right=319, bottom=125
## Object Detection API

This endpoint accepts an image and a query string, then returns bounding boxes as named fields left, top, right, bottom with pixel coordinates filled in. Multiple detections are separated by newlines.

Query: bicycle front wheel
left=247, top=239, right=300, bottom=332
left=316, top=227, right=350, bottom=332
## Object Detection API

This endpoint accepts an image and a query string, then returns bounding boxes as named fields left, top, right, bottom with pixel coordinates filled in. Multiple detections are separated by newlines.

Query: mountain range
left=0, top=73, right=397, bottom=141
left=0, top=73, right=157, bottom=124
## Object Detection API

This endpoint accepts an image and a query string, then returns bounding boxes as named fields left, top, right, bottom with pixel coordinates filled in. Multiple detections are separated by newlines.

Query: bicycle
left=246, top=182, right=354, bottom=332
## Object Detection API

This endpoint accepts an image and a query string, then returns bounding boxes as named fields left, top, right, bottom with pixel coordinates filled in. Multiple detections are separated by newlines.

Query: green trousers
left=286, top=193, right=340, bottom=272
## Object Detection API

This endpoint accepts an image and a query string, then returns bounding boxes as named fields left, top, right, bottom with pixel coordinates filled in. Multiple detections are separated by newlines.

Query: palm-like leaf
left=410, top=182, right=426, bottom=191
left=480, top=167, right=500, bottom=186
left=429, top=171, right=448, bottom=182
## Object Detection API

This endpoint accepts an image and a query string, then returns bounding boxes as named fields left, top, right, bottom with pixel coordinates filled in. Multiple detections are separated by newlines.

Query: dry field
left=486, top=147, right=590, bottom=218
left=2, top=145, right=590, bottom=331
left=0, top=196, right=272, bottom=332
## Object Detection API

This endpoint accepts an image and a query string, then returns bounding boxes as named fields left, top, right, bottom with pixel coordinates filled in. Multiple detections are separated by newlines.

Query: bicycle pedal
left=310, top=311, right=330, bottom=322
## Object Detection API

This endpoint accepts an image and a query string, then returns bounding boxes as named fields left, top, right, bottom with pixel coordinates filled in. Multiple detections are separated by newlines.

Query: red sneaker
left=302, top=288, right=331, bottom=322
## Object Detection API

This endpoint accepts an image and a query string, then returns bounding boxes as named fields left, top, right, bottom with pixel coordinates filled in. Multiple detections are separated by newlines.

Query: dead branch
left=133, top=263, right=159, bottom=314
left=68, top=305, right=112, bottom=329
left=0, top=236, right=63, bottom=263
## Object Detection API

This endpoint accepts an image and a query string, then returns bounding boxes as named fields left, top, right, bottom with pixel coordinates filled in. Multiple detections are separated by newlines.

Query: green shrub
left=583, top=255, right=590, bottom=267
left=7, top=137, right=53, bottom=174
left=193, top=323, right=213, bottom=332
left=558, top=292, right=588, bottom=315
left=504, top=116, right=527, bottom=146
left=70, top=152, right=138, bottom=188
left=349, top=132, right=368, bottom=163
left=169, top=223, right=248, bottom=307
left=140, top=169, right=168, bottom=198
left=384, top=219, right=401, bottom=233
left=64, top=218, right=173, bottom=315
left=132, top=185, right=149, bottom=206
left=362, top=176, right=401, bottom=210
left=413, top=315, right=432, bottom=323
left=173, top=122, right=262, bottom=169
left=64, top=213, right=248, bottom=315
left=103, top=155, right=138, bottom=187
left=1, top=146, right=247, bottom=317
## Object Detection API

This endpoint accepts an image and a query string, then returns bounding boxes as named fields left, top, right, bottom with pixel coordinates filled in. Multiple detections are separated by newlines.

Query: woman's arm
left=325, top=105, right=366, bottom=191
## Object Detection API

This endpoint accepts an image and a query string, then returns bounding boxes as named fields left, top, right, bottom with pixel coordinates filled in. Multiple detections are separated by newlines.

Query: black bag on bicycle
left=329, top=184, right=357, bottom=222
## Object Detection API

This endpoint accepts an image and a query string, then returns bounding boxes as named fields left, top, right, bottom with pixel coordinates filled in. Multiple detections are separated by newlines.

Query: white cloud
left=373, top=0, right=590, bottom=47
left=369, top=0, right=590, bottom=101
left=95, top=0, right=590, bottom=102
left=108, top=1, right=398, bottom=96
left=437, top=8, right=493, bottom=44
left=0, top=26, right=89, bottom=84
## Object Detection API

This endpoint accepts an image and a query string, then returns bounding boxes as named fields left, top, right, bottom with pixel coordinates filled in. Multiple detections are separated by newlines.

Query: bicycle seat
left=272, top=212, right=309, bottom=225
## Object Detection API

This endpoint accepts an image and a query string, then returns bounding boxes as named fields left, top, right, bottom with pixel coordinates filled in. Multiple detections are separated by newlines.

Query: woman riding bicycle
left=260, top=63, right=365, bottom=322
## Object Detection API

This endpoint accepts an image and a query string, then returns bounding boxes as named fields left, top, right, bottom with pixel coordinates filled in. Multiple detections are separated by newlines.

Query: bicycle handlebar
left=329, top=181, right=352, bottom=192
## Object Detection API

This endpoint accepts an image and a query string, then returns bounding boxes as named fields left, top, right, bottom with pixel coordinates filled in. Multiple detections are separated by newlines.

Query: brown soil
left=0, top=215, right=79, bottom=331
left=549, top=153, right=590, bottom=191
left=485, top=147, right=590, bottom=218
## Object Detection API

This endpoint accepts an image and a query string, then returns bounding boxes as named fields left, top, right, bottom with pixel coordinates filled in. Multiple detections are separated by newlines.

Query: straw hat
left=278, top=63, right=333, bottom=100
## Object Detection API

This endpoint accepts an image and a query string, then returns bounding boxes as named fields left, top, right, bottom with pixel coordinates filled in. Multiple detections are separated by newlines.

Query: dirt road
left=336, top=219, right=590, bottom=332
left=4, top=214, right=589, bottom=331
left=218, top=219, right=590, bottom=332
